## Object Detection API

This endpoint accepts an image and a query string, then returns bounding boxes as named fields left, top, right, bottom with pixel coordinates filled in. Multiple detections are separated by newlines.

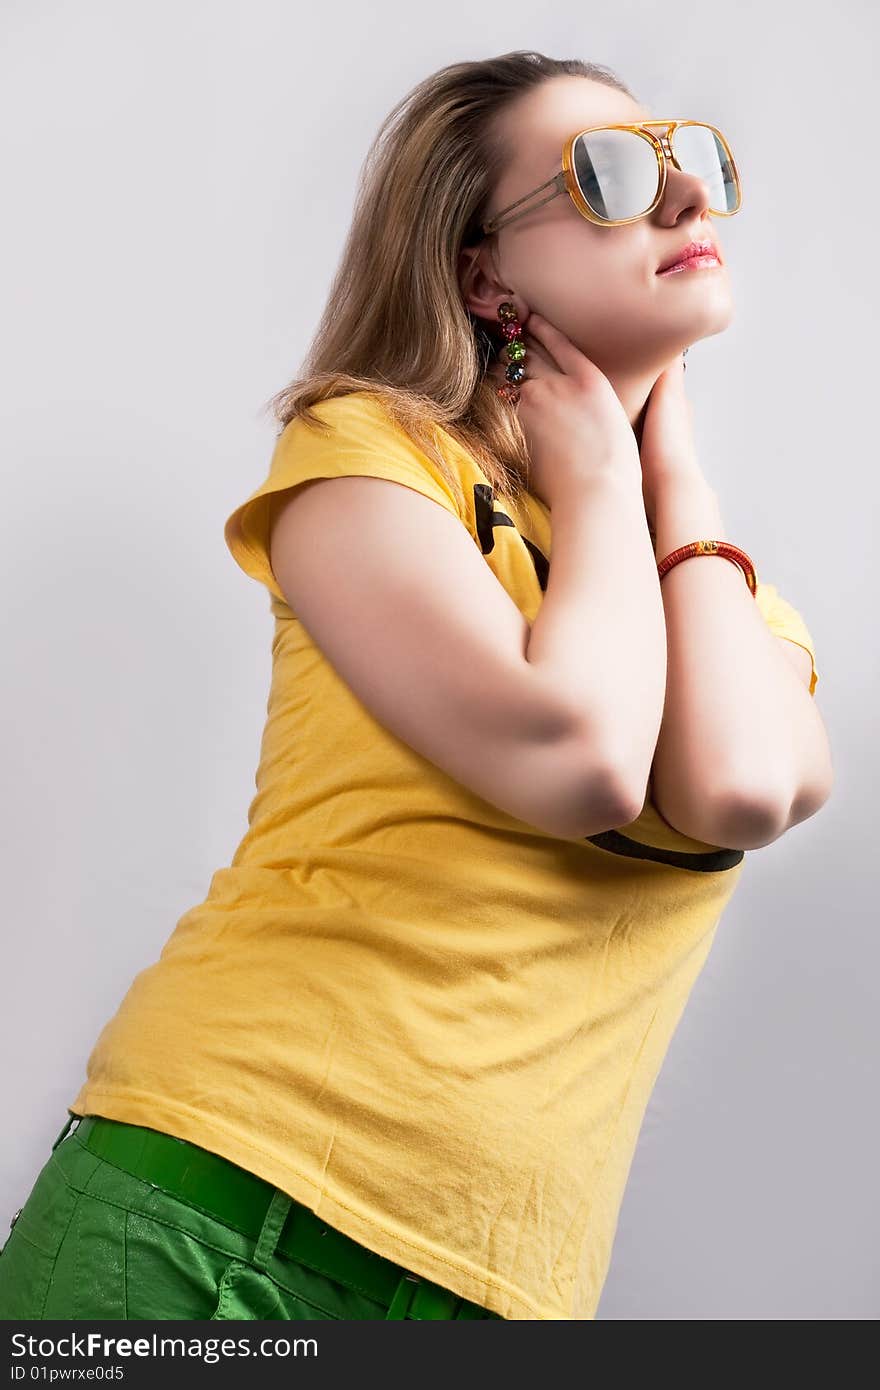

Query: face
left=461, top=76, right=735, bottom=370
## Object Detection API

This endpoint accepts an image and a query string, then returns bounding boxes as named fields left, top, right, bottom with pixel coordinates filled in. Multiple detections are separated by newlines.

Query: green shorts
left=0, top=1113, right=502, bottom=1320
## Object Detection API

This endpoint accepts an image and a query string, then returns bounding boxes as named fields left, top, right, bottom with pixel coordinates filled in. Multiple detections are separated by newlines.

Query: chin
left=710, top=296, right=736, bottom=335
left=685, top=295, right=736, bottom=346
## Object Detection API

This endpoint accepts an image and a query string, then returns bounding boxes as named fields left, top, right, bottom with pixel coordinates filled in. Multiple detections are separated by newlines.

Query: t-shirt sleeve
left=223, top=392, right=466, bottom=607
left=754, top=579, right=819, bottom=696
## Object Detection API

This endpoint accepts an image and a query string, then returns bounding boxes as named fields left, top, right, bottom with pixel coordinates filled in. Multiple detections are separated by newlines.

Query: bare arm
left=269, top=467, right=661, bottom=843
left=524, top=468, right=668, bottom=820
left=649, top=476, right=834, bottom=849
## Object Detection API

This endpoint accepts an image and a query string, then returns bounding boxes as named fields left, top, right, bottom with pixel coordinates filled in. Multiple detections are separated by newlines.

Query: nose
left=656, top=137, right=713, bottom=224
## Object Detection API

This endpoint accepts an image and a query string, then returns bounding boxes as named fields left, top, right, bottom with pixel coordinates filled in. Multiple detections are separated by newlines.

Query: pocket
left=0, top=1152, right=82, bottom=1318
left=210, top=1257, right=345, bottom=1320
left=123, top=1209, right=236, bottom=1321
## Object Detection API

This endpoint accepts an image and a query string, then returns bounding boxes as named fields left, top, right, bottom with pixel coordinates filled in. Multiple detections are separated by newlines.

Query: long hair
left=265, top=50, right=636, bottom=509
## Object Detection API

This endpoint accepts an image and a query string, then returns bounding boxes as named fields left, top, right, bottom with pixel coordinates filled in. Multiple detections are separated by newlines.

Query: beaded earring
left=495, top=301, right=526, bottom=405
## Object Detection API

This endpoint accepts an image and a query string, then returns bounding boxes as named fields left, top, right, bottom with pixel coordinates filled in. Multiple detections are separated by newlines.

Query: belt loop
left=51, top=1111, right=80, bottom=1153
left=250, top=1189, right=294, bottom=1273
left=385, top=1272, right=419, bottom=1319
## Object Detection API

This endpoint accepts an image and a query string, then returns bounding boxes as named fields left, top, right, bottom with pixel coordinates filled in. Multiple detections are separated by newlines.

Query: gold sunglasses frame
left=479, top=119, right=742, bottom=236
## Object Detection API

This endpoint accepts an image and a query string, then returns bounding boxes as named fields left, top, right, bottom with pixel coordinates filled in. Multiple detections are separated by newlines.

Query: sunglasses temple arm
left=484, top=172, right=567, bottom=234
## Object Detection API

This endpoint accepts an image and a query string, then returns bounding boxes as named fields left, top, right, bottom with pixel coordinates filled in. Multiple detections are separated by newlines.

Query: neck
left=602, top=353, right=684, bottom=451
left=619, top=375, right=653, bottom=453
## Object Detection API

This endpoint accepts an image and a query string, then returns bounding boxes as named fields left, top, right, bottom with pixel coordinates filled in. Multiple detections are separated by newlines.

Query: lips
left=656, top=238, right=721, bottom=273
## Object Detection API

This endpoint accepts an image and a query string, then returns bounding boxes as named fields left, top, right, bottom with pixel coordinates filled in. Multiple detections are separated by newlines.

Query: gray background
left=2, top=0, right=876, bottom=1319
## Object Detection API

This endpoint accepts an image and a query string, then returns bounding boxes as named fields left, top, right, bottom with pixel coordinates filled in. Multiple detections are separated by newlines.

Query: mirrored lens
left=572, top=124, right=739, bottom=221
left=572, top=129, right=659, bottom=221
left=672, top=124, right=739, bottom=213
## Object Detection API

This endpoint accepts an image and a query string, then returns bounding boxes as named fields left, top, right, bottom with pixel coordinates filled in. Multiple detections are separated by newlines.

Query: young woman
left=0, top=50, right=832, bottom=1322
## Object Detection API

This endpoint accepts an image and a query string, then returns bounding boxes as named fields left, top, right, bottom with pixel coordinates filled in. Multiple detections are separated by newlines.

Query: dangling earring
left=495, top=301, right=526, bottom=405
left=682, top=345, right=689, bottom=372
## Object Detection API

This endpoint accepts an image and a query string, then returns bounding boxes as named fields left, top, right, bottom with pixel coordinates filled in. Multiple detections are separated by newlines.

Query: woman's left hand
left=639, top=354, right=708, bottom=533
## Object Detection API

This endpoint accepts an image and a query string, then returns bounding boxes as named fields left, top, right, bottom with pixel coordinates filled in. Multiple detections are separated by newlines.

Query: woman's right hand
left=490, top=311, right=641, bottom=510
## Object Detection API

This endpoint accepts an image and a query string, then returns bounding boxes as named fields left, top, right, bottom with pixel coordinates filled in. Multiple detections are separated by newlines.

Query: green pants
left=0, top=1114, right=502, bottom=1320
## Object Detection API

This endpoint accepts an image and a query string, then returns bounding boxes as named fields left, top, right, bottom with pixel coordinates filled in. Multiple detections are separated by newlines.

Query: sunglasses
left=479, top=119, right=742, bottom=234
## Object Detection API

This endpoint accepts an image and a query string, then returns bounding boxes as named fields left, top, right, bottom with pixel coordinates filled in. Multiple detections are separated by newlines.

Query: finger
left=518, top=332, right=558, bottom=377
left=525, top=313, right=593, bottom=381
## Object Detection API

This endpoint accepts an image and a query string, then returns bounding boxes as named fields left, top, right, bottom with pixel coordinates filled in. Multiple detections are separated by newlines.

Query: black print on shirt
left=473, top=483, right=549, bottom=592
left=584, top=831, right=744, bottom=872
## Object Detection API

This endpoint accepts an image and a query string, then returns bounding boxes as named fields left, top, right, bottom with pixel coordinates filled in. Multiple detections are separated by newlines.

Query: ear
left=457, top=243, right=527, bottom=329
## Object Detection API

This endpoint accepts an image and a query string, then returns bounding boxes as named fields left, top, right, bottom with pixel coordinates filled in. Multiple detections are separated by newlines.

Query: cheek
left=536, top=254, right=638, bottom=332
left=516, top=240, right=607, bottom=314
left=505, top=225, right=650, bottom=334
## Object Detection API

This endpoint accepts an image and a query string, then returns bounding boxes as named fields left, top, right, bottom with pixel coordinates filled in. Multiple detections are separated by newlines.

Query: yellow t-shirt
left=69, top=390, right=819, bottom=1320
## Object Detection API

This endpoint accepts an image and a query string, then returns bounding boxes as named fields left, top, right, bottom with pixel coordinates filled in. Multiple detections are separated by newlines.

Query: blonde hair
left=265, top=50, right=635, bottom=510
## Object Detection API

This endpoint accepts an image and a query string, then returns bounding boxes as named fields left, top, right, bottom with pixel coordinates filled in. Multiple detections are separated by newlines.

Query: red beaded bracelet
left=656, top=539, right=758, bottom=596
